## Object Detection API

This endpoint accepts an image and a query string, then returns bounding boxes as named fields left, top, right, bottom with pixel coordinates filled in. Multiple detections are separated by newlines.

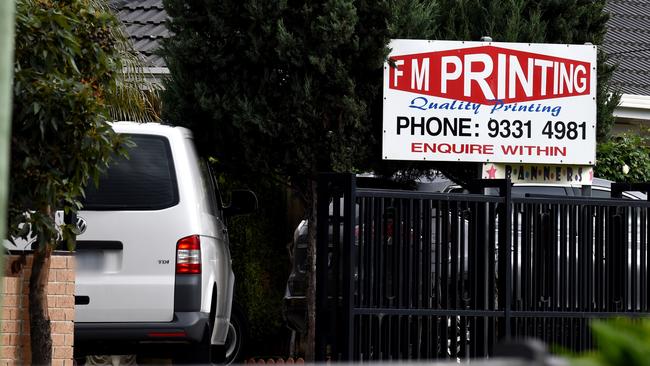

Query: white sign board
left=383, top=39, right=597, bottom=165
left=482, top=163, right=593, bottom=185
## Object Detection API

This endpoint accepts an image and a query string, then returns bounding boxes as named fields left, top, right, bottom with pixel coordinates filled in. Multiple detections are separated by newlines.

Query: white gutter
left=614, top=94, right=650, bottom=121
left=141, top=67, right=170, bottom=75
left=119, top=66, right=170, bottom=91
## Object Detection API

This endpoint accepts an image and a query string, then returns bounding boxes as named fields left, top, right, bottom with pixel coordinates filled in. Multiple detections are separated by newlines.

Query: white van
left=72, top=122, right=256, bottom=364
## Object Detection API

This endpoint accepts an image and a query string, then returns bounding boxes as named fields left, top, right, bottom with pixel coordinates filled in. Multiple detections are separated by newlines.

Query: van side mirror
left=224, top=190, right=258, bottom=217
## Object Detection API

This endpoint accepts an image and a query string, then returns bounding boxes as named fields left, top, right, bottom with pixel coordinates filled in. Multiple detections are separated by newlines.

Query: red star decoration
left=486, top=165, right=497, bottom=179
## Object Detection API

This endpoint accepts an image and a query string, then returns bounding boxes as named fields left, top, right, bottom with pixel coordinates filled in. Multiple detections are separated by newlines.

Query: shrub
left=595, top=133, right=650, bottom=183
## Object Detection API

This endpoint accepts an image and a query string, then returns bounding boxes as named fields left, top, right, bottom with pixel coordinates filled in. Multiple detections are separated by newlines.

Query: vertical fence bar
left=639, top=207, right=648, bottom=311
left=501, top=180, right=513, bottom=340
left=342, top=174, right=356, bottom=360
left=488, top=201, right=497, bottom=353
left=596, top=206, right=604, bottom=311
left=316, top=174, right=334, bottom=360
left=330, top=184, right=342, bottom=358
left=468, top=199, right=479, bottom=358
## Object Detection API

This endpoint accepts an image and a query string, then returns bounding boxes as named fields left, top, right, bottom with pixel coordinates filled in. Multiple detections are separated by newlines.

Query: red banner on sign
left=388, top=46, right=591, bottom=105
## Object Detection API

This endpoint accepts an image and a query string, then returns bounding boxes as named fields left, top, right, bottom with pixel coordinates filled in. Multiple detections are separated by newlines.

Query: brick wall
left=1, top=253, right=75, bottom=366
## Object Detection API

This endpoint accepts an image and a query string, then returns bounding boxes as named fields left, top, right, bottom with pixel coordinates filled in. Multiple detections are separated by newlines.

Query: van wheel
left=224, top=303, right=248, bottom=364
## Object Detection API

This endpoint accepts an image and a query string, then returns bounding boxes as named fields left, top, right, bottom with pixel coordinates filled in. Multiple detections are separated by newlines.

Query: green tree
left=8, top=0, right=146, bottom=363
left=160, top=0, right=441, bottom=359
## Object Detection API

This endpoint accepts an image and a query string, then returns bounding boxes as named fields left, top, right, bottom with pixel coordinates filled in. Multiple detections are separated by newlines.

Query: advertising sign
left=383, top=40, right=597, bottom=165
left=482, top=163, right=593, bottom=185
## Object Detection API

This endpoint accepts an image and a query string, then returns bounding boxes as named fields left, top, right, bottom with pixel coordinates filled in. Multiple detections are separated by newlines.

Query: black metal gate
left=315, top=173, right=650, bottom=361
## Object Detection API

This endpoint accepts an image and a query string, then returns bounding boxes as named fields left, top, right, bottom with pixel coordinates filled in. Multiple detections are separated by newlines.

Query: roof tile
left=603, top=0, right=650, bottom=95
left=112, top=0, right=168, bottom=68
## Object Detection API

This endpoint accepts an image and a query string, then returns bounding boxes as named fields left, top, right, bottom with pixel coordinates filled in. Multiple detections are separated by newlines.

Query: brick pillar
left=1, top=253, right=75, bottom=366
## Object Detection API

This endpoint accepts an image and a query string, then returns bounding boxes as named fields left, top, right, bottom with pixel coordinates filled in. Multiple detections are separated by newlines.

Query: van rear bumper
left=75, top=311, right=208, bottom=348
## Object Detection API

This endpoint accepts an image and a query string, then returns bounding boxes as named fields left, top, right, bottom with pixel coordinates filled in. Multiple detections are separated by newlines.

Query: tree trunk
left=29, top=239, right=53, bottom=365
left=305, top=180, right=317, bottom=361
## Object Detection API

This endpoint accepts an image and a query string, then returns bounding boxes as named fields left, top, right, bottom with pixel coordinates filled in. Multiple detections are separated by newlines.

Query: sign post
left=383, top=39, right=597, bottom=167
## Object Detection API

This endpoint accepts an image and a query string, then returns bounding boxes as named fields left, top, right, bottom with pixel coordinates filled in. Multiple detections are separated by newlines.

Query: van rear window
left=83, top=135, right=179, bottom=210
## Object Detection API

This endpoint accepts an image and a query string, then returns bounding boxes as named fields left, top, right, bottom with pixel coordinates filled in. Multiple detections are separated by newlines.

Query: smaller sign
left=482, top=163, right=593, bottom=185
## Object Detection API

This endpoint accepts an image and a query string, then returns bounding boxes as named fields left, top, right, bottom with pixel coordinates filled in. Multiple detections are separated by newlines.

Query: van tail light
left=176, top=235, right=201, bottom=274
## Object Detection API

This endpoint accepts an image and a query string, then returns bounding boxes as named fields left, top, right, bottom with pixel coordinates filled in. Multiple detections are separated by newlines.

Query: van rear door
left=75, top=134, right=180, bottom=323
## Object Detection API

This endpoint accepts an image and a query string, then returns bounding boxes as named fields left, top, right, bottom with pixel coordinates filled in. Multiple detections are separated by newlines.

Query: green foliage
left=8, top=0, right=127, bottom=251
left=388, top=0, right=439, bottom=39
left=436, top=0, right=608, bottom=44
left=229, top=194, right=288, bottom=345
left=594, top=133, right=650, bottom=183
left=596, top=51, right=620, bottom=140
left=572, top=318, right=650, bottom=366
left=161, top=0, right=399, bottom=190
left=435, top=0, right=617, bottom=140
left=218, top=174, right=290, bottom=350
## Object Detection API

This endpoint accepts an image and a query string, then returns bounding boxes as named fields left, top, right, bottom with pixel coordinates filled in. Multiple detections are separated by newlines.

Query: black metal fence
left=314, top=173, right=650, bottom=361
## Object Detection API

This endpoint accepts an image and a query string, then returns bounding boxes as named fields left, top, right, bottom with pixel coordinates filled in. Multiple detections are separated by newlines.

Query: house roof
left=111, top=0, right=647, bottom=96
left=602, top=0, right=650, bottom=96
left=110, top=0, right=168, bottom=69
